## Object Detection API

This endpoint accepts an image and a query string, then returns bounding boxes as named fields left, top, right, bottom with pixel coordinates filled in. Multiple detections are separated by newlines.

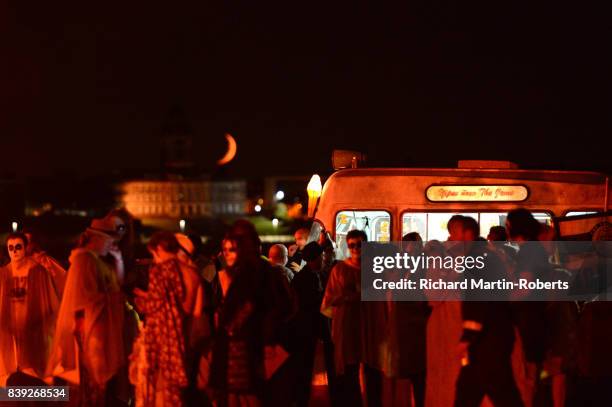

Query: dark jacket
left=289, top=265, right=323, bottom=350
left=512, top=242, right=550, bottom=363
left=461, top=243, right=515, bottom=364
left=209, top=258, right=293, bottom=394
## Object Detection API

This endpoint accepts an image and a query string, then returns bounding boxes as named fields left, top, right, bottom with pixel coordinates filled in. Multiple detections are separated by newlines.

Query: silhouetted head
left=506, top=209, right=541, bottom=241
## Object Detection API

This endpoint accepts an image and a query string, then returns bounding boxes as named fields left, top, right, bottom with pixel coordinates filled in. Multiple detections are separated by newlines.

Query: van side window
left=335, top=210, right=391, bottom=259
left=402, top=212, right=552, bottom=241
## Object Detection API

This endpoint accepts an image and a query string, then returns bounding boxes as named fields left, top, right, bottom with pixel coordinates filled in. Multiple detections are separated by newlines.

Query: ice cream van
left=307, top=151, right=611, bottom=259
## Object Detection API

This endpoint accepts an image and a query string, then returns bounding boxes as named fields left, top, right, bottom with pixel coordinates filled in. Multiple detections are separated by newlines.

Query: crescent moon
left=217, top=133, right=237, bottom=165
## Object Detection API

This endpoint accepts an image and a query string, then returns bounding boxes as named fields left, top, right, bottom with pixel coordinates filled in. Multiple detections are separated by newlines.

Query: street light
left=254, top=204, right=262, bottom=213
left=275, top=190, right=285, bottom=201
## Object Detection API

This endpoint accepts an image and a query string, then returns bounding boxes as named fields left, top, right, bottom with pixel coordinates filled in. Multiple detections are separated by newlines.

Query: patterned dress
left=134, top=259, right=188, bottom=407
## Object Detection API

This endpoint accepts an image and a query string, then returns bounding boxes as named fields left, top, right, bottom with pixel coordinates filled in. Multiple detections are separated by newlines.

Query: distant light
left=179, top=219, right=186, bottom=232
left=272, top=218, right=279, bottom=228
left=275, top=190, right=285, bottom=201
left=254, top=204, right=262, bottom=213
left=11, top=222, right=18, bottom=232
left=257, top=198, right=264, bottom=205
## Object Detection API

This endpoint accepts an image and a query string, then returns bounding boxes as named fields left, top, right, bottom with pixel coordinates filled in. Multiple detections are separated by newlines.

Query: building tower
left=161, top=104, right=195, bottom=171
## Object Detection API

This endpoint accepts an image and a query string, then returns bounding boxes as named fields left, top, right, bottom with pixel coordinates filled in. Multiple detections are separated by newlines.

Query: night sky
left=2, top=2, right=612, bottom=178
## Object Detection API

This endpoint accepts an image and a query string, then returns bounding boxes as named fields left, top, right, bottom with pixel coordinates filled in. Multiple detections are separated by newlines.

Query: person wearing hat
left=173, top=232, right=209, bottom=327
left=46, top=217, right=127, bottom=406
left=289, top=241, right=324, bottom=407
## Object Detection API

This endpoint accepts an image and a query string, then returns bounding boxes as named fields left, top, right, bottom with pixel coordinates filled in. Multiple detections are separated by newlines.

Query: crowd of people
left=316, top=209, right=611, bottom=407
left=0, top=208, right=610, bottom=406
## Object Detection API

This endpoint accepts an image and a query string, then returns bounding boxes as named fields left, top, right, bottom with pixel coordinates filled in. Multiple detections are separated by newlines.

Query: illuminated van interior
left=401, top=212, right=552, bottom=241
left=334, top=210, right=552, bottom=259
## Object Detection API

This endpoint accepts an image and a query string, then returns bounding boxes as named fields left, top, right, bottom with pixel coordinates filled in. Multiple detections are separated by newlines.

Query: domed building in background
left=118, top=105, right=246, bottom=229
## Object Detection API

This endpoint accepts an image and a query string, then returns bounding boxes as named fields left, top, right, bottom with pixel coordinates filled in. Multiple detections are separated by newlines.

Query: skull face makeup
left=222, top=239, right=238, bottom=268
left=7, top=238, right=26, bottom=262
left=106, top=215, right=127, bottom=239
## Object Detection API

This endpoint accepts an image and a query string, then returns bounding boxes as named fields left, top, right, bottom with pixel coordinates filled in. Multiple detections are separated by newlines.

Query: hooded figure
left=46, top=218, right=126, bottom=406
left=0, top=232, right=60, bottom=383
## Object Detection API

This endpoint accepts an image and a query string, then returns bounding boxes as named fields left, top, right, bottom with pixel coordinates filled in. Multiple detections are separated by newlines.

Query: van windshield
left=335, top=210, right=390, bottom=259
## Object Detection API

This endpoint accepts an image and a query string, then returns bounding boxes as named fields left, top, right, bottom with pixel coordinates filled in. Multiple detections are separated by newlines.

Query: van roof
left=328, top=167, right=609, bottom=185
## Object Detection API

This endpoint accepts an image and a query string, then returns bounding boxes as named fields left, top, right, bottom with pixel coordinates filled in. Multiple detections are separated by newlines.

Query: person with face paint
left=0, top=232, right=60, bottom=384
left=206, top=238, right=236, bottom=336
left=209, top=220, right=294, bottom=407
left=104, top=209, right=136, bottom=280
left=99, top=209, right=137, bottom=293
left=213, top=234, right=239, bottom=303
left=46, top=218, right=127, bottom=406
left=100, top=210, right=142, bottom=407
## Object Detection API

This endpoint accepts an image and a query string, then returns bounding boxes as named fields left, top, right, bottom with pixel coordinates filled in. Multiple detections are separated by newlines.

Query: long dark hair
left=216, top=222, right=267, bottom=338
left=227, top=220, right=261, bottom=270
left=224, top=232, right=259, bottom=278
